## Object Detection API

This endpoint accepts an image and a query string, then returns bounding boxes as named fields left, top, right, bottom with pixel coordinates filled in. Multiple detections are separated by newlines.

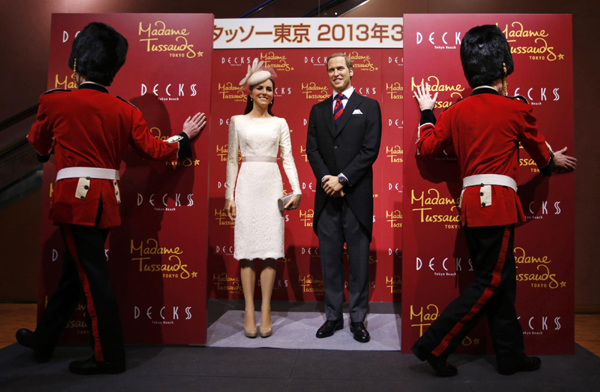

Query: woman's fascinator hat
left=239, top=58, right=277, bottom=93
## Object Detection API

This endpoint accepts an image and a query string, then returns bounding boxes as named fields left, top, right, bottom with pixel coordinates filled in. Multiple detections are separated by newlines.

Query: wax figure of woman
left=17, top=22, right=206, bottom=375
left=224, top=59, right=302, bottom=338
left=411, top=25, right=576, bottom=377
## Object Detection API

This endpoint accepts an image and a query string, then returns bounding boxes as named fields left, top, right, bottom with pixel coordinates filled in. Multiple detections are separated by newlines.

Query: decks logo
left=304, top=56, right=327, bottom=66
left=526, top=200, right=562, bottom=220
left=214, top=245, right=234, bottom=256
left=388, top=118, right=403, bottom=129
left=301, top=182, right=317, bottom=193
left=511, top=86, right=560, bottom=106
left=388, top=183, right=402, bottom=193
left=388, top=56, right=403, bottom=66
left=221, top=56, right=253, bottom=66
left=140, top=83, right=198, bottom=101
left=416, top=256, right=473, bottom=276
left=301, top=247, right=320, bottom=257
left=133, top=306, right=193, bottom=324
left=519, top=315, right=562, bottom=335
left=138, top=21, right=204, bottom=59
left=136, top=193, right=194, bottom=212
left=415, top=30, right=461, bottom=50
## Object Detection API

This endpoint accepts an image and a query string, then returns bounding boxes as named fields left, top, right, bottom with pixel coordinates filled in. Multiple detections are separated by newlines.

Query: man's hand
left=414, top=82, right=438, bottom=111
left=552, top=147, right=577, bottom=174
left=224, top=199, right=236, bottom=221
left=182, top=112, right=207, bottom=139
left=323, top=175, right=344, bottom=197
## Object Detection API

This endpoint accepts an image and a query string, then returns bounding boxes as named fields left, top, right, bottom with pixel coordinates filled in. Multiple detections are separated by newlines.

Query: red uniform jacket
left=28, top=83, right=191, bottom=228
left=417, top=87, right=553, bottom=227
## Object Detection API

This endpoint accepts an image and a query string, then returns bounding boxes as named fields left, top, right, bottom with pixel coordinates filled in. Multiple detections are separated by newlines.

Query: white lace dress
left=225, top=115, right=301, bottom=260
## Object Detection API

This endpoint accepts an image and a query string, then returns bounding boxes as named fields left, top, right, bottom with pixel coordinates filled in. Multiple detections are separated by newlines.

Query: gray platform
left=1, top=300, right=599, bottom=392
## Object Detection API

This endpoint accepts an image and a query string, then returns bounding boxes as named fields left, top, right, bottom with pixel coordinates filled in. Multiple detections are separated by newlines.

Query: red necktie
left=333, top=94, right=345, bottom=124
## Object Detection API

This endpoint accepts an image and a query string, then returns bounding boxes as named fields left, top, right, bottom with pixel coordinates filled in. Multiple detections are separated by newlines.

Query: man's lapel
left=334, top=93, right=362, bottom=137
left=321, top=96, right=336, bottom=138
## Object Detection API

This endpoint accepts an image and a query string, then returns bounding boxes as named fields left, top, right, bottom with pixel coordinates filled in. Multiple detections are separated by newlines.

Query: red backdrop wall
left=38, top=13, right=213, bottom=345
left=402, top=14, right=575, bottom=354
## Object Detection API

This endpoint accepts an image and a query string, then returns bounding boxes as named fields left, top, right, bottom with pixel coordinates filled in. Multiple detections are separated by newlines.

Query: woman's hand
left=224, top=199, right=236, bottom=221
left=285, top=194, right=302, bottom=210
left=182, top=112, right=207, bottom=139
left=414, top=82, right=438, bottom=111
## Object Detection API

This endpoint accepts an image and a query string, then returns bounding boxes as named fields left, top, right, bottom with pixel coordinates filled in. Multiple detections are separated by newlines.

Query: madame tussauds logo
left=130, top=239, right=198, bottom=280
left=386, top=145, right=403, bottom=163
left=260, top=52, right=294, bottom=72
left=411, top=188, right=460, bottom=227
left=219, top=82, right=246, bottom=101
left=299, top=275, right=325, bottom=293
left=385, top=275, right=401, bottom=294
left=386, top=82, right=403, bottom=100
left=54, top=74, right=77, bottom=89
left=212, top=273, right=243, bottom=293
left=302, top=82, right=329, bottom=100
left=515, top=247, right=565, bottom=290
left=299, top=209, right=314, bottom=227
left=411, top=76, right=465, bottom=109
left=410, top=304, right=439, bottom=336
left=138, top=21, right=203, bottom=59
left=500, top=21, right=564, bottom=62
left=215, top=209, right=234, bottom=226
left=346, top=51, right=378, bottom=72
left=386, top=210, right=402, bottom=228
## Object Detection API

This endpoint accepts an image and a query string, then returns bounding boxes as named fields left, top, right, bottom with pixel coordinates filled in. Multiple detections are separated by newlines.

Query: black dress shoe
left=426, top=355, right=458, bottom=377
left=69, top=357, right=126, bottom=375
left=497, top=356, right=541, bottom=375
left=15, top=329, right=53, bottom=363
left=316, top=319, right=343, bottom=338
left=350, top=322, right=370, bottom=343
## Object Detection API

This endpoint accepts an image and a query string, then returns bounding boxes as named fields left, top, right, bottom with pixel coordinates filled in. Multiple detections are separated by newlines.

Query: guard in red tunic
left=16, top=22, right=206, bottom=375
left=411, top=25, right=577, bottom=377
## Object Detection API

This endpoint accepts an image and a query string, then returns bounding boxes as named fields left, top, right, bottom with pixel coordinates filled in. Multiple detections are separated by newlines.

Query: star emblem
left=473, top=338, right=480, bottom=345
left=192, top=272, right=198, bottom=278
left=197, top=51, right=204, bottom=57
left=194, top=159, right=200, bottom=165
left=558, top=54, right=565, bottom=60
left=560, top=281, right=567, bottom=287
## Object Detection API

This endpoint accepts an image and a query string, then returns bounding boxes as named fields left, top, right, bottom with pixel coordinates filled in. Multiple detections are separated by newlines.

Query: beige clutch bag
left=278, top=194, right=294, bottom=211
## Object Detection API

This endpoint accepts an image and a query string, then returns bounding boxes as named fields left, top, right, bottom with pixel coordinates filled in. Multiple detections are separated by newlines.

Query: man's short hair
left=327, top=53, right=353, bottom=69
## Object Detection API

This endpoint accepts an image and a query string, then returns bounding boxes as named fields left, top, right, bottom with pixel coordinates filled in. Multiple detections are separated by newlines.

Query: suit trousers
left=317, top=197, right=370, bottom=323
left=34, top=209, right=125, bottom=363
left=411, top=225, right=525, bottom=364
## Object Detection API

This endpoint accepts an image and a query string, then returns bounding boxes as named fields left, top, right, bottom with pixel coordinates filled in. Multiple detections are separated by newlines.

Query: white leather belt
left=55, top=167, right=121, bottom=204
left=242, top=156, right=277, bottom=163
left=463, top=174, right=517, bottom=192
left=56, top=167, right=120, bottom=181
left=461, top=174, right=517, bottom=209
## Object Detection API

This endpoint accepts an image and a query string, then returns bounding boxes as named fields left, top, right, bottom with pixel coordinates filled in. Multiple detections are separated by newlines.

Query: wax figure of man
left=306, top=53, right=382, bottom=343
left=411, top=25, right=577, bottom=377
left=16, top=22, right=207, bottom=375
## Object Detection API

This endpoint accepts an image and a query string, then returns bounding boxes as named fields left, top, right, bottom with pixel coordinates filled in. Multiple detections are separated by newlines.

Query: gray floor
left=1, top=300, right=600, bottom=392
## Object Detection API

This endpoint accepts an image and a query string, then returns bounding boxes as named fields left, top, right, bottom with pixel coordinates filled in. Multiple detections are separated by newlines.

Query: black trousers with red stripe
left=412, top=224, right=525, bottom=365
left=33, top=223, right=125, bottom=363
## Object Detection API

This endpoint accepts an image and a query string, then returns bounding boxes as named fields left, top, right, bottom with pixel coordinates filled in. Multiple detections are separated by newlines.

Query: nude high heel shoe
left=244, top=311, right=257, bottom=338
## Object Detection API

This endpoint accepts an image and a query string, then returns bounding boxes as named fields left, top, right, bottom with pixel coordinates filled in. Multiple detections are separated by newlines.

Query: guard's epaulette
left=117, top=96, right=139, bottom=110
left=506, top=95, right=529, bottom=104
left=42, top=88, right=70, bottom=95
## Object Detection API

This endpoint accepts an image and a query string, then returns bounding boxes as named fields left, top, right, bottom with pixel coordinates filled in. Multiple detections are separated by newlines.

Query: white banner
left=214, top=18, right=404, bottom=49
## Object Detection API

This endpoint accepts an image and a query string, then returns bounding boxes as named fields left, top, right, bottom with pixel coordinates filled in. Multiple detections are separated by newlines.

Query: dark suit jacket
left=306, top=91, right=382, bottom=241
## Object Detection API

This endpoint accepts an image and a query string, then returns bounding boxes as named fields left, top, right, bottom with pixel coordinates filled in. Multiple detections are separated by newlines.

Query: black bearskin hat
left=460, top=25, right=514, bottom=88
left=68, top=22, right=128, bottom=86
